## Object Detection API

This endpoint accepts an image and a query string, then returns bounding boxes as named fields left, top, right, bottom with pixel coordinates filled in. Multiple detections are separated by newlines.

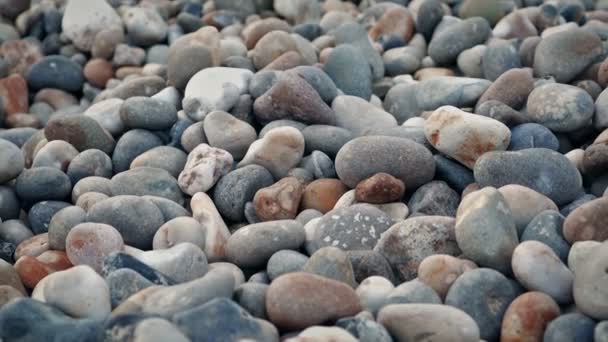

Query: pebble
left=32, top=265, right=111, bottom=319
left=332, top=95, right=396, bottom=136
left=509, top=123, right=560, bottom=151
left=417, top=254, right=477, bottom=299
left=526, top=83, right=595, bottom=132
left=355, top=173, right=405, bottom=204
left=14, top=233, right=50, bottom=260
left=226, top=220, right=304, bottom=268
left=534, top=28, right=602, bottom=83
left=152, top=217, right=206, bottom=251
left=310, top=204, right=392, bottom=253
left=378, top=304, right=480, bottom=342
left=102, top=251, right=174, bottom=286
left=303, top=246, right=357, bottom=287
left=429, top=17, right=491, bottom=65
left=178, top=144, right=233, bottom=195
left=15, top=167, right=71, bottom=204
left=254, top=176, right=304, bottom=221
left=0, top=259, right=26, bottom=294
left=0, top=220, right=32, bottom=246
left=26, top=55, right=84, bottom=93
left=336, top=312, right=393, bottom=342
left=135, top=242, right=208, bottom=284
left=384, top=279, right=442, bottom=306
left=408, top=180, right=459, bottom=217
left=455, top=187, right=518, bottom=274
left=521, top=210, right=569, bottom=262
left=130, top=146, right=187, bottom=179
left=498, top=184, right=558, bottom=235
left=111, top=129, right=162, bottom=172
left=573, top=240, right=608, bottom=319
left=335, top=136, right=434, bottom=189
left=300, top=178, right=348, bottom=214
left=83, top=98, right=124, bottom=136
left=87, top=195, right=164, bottom=249
left=174, top=297, right=279, bottom=342
left=64, top=222, right=123, bottom=273
left=563, top=197, right=608, bottom=243
left=445, top=268, right=520, bottom=341
left=254, top=71, right=335, bottom=125
left=477, top=67, right=534, bottom=111
left=544, top=312, right=596, bottom=342
left=596, top=321, right=608, bottom=342
left=0, top=138, right=24, bottom=183
left=27, top=201, right=70, bottom=234
left=61, top=0, right=122, bottom=52
left=266, top=272, right=361, bottom=331
left=119, top=96, right=177, bottom=131
left=111, top=167, right=184, bottom=205
left=203, top=110, right=257, bottom=160
left=346, top=250, right=397, bottom=285
left=500, top=291, right=560, bottom=342
left=45, top=115, right=115, bottom=155
left=375, top=216, right=460, bottom=281
left=0, top=73, right=28, bottom=116
left=14, top=250, right=71, bottom=289
left=212, top=164, right=274, bottom=223
left=425, top=105, right=511, bottom=169
left=183, top=67, right=253, bottom=121
left=122, top=7, right=168, bottom=47
left=239, top=127, right=305, bottom=179
left=512, top=240, right=573, bottom=304
left=324, top=44, right=372, bottom=100
left=474, top=149, right=583, bottom=205
left=266, top=250, right=308, bottom=281
left=32, top=140, right=78, bottom=171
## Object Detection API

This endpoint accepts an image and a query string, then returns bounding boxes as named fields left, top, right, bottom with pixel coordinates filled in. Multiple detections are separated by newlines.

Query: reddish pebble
left=369, top=7, right=414, bottom=43
left=0, top=74, right=28, bottom=115
left=254, top=176, right=305, bottom=221
left=301, top=178, right=349, bottom=214
left=15, top=233, right=49, bottom=261
left=355, top=172, right=405, bottom=204
left=66, top=223, right=124, bottom=273
left=83, top=58, right=114, bottom=88
left=0, top=39, right=43, bottom=76
left=15, top=251, right=72, bottom=288
left=501, top=291, right=560, bottom=342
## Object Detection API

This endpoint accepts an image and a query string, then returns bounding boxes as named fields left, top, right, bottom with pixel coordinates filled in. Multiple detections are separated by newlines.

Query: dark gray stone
left=433, top=155, right=475, bottom=193
left=15, top=167, right=72, bottom=205
left=302, top=125, right=352, bottom=158
left=26, top=55, right=85, bottom=92
left=66, top=149, right=113, bottom=184
left=27, top=200, right=71, bottom=234
left=106, top=268, right=154, bottom=309
left=346, top=250, right=397, bottom=285
left=474, top=148, right=583, bottom=205
left=111, top=129, right=163, bottom=173
left=408, top=181, right=460, bottom=217
left=324, top=44, right=372, bottom=100
left=445, top=268, right=520, bottom=341
left=336, top=313, right=393, bottom=342
left=234, top=283, right=269, bottom=319
left=509, top=123, right=559, bottom=151
left=293, top=66, right=338, bottom=103
left=428, top=17, right=491, bottom=65
left=0, top=186, right=20, bottom=220
left=120, top=97, right=178, bottom=131
left=544, top=313, right=595, bottom=342
left=521, top=210, right=569, bottom=262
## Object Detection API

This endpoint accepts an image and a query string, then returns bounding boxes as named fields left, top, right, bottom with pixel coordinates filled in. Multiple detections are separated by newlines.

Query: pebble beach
left=0, top=0, right=607, bottom=341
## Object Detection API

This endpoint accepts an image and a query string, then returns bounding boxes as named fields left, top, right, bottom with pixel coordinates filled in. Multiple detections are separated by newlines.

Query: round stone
left=119, top=97, right=177, bottom=131
left=48, top=206, right=87, bottom=251
left=417, top=254, right=477, bottom=299
left=111, top=167, right=184, bottom=205
left=573, top=240, right=608, bottom=320
left=26, top=55, right=84, bottom=92
left=152, top=217, right=206, bottom=251
left=500, top=291, right=560, bottom=342
left=544, top=313, right=596, bottom=342
left=0, top=139, right=24, bottom=183
left=66, top=223, right=123, bottom=273
left=526, top=83, right=594, bottom=132
left=15, top=167, right=72, bottom=204
left=428, top=17, right=491, bottom=65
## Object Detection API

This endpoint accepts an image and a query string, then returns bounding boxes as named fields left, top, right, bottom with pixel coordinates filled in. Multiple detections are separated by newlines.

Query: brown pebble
left=355, top=172, right=405, bottom=204
left=266, top=272, right=362, bottom=331
left=417, top=254, right=477, bottom=299
left=369, top=7, right=414, bottom=43
left=262, top=51, right=304, bottom=71
left=14, top=251, right=72, bottom=288
left=0, top=74, right=28, bottom=115
left=254, top=177, right=305, bottom=221
left=563, top=197, right=608, bottom=243
left=0, top=39, right=43, bottom=76
left=84, top=58, right=114, bottom=88
left=15, top=233, right=49, bottom=261
left=301, top=178, right=349, bottom=214
left=500, top=291, right=560, bottom=342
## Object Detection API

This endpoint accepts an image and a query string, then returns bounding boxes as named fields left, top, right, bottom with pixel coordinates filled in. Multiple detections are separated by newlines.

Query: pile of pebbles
left=1, top=0, right=608, bottom=341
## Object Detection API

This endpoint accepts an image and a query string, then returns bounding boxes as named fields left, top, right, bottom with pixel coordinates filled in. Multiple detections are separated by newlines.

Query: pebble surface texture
left=1, top=0, right=608, bottom=341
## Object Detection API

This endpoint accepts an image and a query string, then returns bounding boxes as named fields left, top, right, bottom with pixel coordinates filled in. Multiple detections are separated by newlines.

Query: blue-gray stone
left=521, top=210, right=569, bottom=262
left=433, top=154, right=475, bottom=193
left=416, top=0, right=444, bottom=41
left=0, top=127, right=38, bottom=147
left=346, top=250, right=397, bottom=285
left=544, top=313, right=595, bottom=342
left=102, top=252, right=175, bottom=285
left=293, top=23, right=322, bottom=41
left=110, top=167, right=184, bottom=205
left=301, top=125, right=352, bottom=158
left=293, top=66, right=338, bottom=103
left=142, top=195, right=189, bottom=222
left=173, top=298, right=278, bottom=342
left=266, top=250, right=308, bottom=281
left=445, top=268, right=521, bottom=341
left=324, top=44, right=372, bottom=100
left=213, top=165, right=274, bottom=222
left=27, top=200, right=71, bottom=234
left=482, top=41, right=522, bottom=81
left=26, top=55, right=85, bottom=92
left=509, top=123, right=560, bottom=151
left=66, top=149, right=113, bottom=184
left=0, top=186, right=20, bottom=220
left=48, top=206, right=87, bottom=251
left=222, top=56, right=255, bottom=71
left=106, top=268, right=154, bottom=309
left=15, top=167, right=72, bottom=205
left=336, top=314, right=393, bottom=342
left=0, top=241, right=14, bottom=263
left=428, top=17, right=492, bottom=65
left=112, top=129, right=163, bottom=173
left=168, top=119, right=193, bottom=149
left=0, top=298, right=103, bottom=342
left=408, top=180, right=460, bottom=217
left=474, top=148, right=583, bottom=205
left=249, top=70, right=280, bottom=99
left=333, top=22, right=384, bottom=81
left=299, top=150, right=336, bottom=179
left=258, top=119, right=306, bottom=138
left=234, top=283, right=269, bottom=319
left=120, top=97, right=178, bottom=131
left=87, top=195, right=165, bottom=249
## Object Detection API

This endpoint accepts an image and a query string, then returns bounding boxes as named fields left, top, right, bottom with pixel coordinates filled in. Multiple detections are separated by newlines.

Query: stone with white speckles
left=309, top=204, right=393, bottom=254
